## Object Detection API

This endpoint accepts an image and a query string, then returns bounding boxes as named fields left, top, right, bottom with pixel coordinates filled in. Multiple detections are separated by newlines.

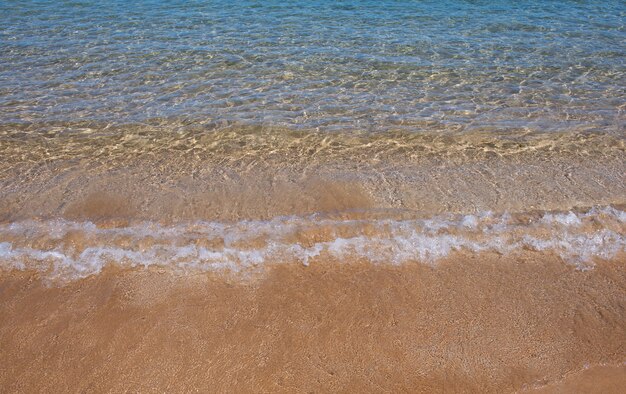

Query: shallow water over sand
left=1, top=125, right=624, bottom=220
left=1, top=1, right=625, bottom=391
left=1, top=124, right=624, bottom=285
left=2, top=1, right=624, bottom=133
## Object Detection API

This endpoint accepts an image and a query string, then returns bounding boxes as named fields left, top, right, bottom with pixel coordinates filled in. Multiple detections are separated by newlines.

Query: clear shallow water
left=1, top=0, right=625, bottom=133
left=1, top=1, right=626, bottom=280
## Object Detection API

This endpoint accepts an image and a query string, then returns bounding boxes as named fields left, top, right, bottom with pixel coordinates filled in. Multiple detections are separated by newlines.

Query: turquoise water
left=1, top=0, right=624, bottom=133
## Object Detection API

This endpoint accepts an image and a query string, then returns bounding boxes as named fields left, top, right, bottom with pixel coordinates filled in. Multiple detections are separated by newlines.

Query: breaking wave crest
left=0, top=206, right=624, bottom=282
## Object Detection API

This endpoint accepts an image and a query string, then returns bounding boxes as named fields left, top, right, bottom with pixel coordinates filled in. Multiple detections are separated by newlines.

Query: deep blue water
left=1, top=1, right=624, bottom=133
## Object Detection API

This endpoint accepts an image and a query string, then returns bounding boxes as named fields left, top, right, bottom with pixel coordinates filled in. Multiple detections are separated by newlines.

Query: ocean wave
left=0, top=206, right=624, bottom=282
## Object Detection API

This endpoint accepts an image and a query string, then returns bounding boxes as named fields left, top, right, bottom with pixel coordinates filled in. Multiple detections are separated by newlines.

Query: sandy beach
left=0, top=126, right=625, bottom=392
left=1, top=253, right=624, bottom=392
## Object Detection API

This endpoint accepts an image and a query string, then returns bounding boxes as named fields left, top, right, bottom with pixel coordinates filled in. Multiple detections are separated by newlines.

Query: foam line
left=0, top=206, right=624, bottom=281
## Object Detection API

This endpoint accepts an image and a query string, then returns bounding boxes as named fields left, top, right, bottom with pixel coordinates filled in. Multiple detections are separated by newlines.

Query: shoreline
left=1, top=127, right=624, bottom=392
left=1, top=127, right=624, bottom=391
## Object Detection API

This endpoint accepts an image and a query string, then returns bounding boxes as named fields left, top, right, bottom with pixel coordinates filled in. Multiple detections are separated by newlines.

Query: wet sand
left=0, top=126, right=624, bottom=391
left=532, top=365, right=626, bottom=393
left=1, top=253, right=624, bottom=393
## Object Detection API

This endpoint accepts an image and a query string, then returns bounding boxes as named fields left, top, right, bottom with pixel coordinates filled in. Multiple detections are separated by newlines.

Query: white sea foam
left=0, top=206, right=624, bottom=281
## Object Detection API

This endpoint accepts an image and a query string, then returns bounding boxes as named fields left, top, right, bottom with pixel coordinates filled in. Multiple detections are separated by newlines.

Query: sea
left=0, top=0, right=624, bottom=280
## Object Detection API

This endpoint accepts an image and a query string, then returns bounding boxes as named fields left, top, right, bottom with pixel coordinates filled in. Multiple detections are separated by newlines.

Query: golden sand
left=1, top=253, right=624, bottom=393
left=0, top=126, right=624, bottom=391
